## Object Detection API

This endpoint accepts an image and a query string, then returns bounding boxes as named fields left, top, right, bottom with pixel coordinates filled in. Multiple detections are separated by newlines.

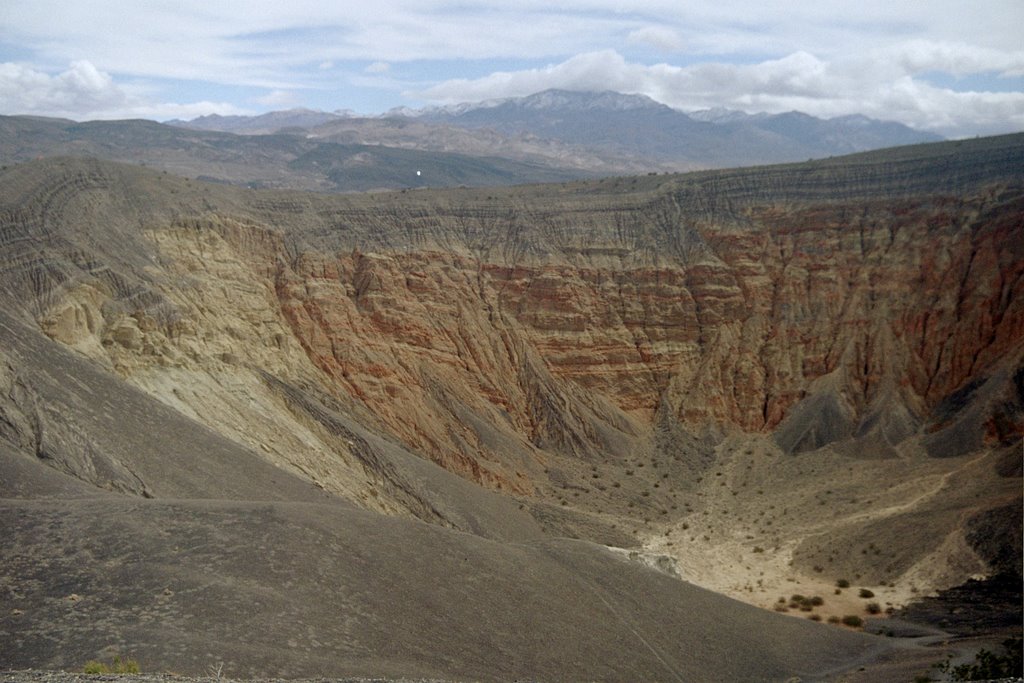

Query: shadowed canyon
left=1, top=134, right=1022, bottom=682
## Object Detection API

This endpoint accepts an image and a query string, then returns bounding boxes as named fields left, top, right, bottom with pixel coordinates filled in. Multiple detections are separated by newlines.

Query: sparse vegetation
left=836, top=578, right=850, bottom=588
left=787, top=594, right=824, bottom=612
left=83, top=656, right=140, bottom=674
left=932, top=638, right=1022, bottom=681
left=858, top=588, right=874, bottom=598
left=841, top=615, right=864, bottom=628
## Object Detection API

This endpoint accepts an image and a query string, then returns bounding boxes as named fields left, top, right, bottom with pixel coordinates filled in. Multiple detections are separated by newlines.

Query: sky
left=1, top=1, right=1023, bottom=138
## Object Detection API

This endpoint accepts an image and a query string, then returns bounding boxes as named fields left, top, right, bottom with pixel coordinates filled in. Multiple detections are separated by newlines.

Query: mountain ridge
left=174, top=88, right=944, bottom=171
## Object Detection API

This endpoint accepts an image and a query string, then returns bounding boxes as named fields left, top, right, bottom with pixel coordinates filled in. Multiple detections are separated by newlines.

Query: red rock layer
left=245, top=186, right=1023, bottom=481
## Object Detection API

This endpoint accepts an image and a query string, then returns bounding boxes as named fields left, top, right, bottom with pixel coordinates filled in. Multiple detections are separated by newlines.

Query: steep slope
left=0, top=136, right=1020, bottom=678
left=0, top=315, right=890, bottom=681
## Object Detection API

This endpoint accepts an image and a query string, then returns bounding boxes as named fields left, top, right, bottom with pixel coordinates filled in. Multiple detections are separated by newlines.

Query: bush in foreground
left=933, top=638, right=1022, bottom=681
left=83, top=656, right=140, bottom=674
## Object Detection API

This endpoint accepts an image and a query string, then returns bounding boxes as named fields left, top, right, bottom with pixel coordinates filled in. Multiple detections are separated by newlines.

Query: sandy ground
left=632, top=435, right=1006, bottom=625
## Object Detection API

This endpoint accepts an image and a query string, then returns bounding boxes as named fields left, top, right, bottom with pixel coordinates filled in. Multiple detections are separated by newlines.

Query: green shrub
left=83, top=662, right=109, bottom=674
left=83, top=656, right=139, bottom=674
left=934, top=638, right=1022, bottom=681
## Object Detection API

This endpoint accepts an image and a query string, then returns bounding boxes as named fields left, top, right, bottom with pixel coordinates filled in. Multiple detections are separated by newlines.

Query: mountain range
left=176, top=89, right=944, bottom=173
left=0, top=91, right=944, bottom=196
left=0, top=132, right=1021, bottom=681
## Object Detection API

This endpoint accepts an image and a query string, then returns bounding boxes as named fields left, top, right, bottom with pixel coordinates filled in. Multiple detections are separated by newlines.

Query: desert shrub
left=836, top=578, right=850, bottom=588
left=858, top=588, right=875, bottom=598
left=827, top=615, right=841, bottom=624
left=934, top=638, right=1022, bottom=681
left=808, top=614, right=822, bottom=621
left=84, top=656, right=139, bottom=674
left=865, top=602, right=881, bottom=614
left=841, top=615, right=864, bottom=628
left=810, top=596, right=824, bottom=606
left=83, top=662, right=108, bottom=675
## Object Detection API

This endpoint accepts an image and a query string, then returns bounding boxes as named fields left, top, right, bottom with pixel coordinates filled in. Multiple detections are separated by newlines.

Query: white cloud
left=626, top=26, right=684, bottom=53
left=879, top=40, right=1024, bottom=78
left=0, top=1, right=1021, bottom=134
left=0, top=61, right=249, bottom=120
left=256, top=89, right=299, bottom=107
left=415, top=50, right=639, bottom=103
left=0, top=60, right=128, bottom=116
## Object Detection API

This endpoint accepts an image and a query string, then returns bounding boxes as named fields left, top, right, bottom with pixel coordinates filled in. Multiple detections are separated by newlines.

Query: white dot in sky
left=416, top=170, right=421, bottom=176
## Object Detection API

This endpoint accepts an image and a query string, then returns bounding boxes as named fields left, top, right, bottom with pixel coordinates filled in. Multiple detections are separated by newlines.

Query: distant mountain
left=155, top=90, right=945, bottom=174
left=169, top=108, right=349, bottom=135
left=0, top=115, right=593, bottom=191
left=169, top=89, right=943, bottom=172
left=0, top=91, right=947, bottom=195
left=415, top=89, right=943, bottom=167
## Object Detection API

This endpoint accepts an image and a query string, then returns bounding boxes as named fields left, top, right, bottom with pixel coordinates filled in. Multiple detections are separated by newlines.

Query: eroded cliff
left=1, top=136, right=1021, bottom=615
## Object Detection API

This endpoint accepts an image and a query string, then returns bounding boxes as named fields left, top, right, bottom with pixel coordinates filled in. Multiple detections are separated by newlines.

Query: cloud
left=0, top=61, right=249, bottom=120
left=880, top=40, right=1024, bottom=77
left=414, top=47, right=1024, bottom=137
left=256, top=89, right=299, bottom=107
left=0, top=60, right=128, bottom=116
left=414, top=50, right=639, bottom=103
left=1, top=1, right=1021, bottom=134
left=626, top=26, right=684, bottom=53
